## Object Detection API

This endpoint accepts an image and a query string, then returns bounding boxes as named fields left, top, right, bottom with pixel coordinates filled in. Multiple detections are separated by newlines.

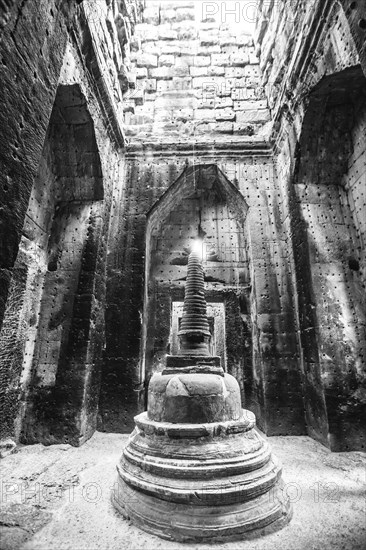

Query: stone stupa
left=112, top=242, right=292, bottom=541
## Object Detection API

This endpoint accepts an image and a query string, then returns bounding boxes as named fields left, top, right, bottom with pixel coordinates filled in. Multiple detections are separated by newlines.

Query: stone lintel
left=125, top=140, right=273, bottom=158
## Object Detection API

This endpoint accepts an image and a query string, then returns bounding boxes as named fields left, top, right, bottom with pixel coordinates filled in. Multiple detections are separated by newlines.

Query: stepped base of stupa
left=112, top=407, right=292, bottom=542
left=113, top=252, right=291, bottom=540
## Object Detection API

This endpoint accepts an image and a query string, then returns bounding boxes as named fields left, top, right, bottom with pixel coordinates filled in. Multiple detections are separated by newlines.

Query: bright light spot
left=192, top=238, right=203, bottom=259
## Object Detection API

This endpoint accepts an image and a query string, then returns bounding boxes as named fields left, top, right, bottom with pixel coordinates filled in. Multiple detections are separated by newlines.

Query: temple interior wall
left=102, top=154, right=304, bottom=435
left=0, top=0, right=365, bottom=453
left=256, top=0, right=366, bottom=450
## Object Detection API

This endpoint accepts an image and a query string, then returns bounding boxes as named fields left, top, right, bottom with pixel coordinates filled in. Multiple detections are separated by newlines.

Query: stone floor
left=0, top=432, right=365, bottom=550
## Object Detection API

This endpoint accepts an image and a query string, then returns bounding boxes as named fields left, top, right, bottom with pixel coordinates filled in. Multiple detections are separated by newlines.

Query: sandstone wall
left=339, top=0, right=366, bottom=74
left=0, top=0, right=78, bottom=443
left=0, top=0, right=142, bottom=445
left=100, top=0, right=366, bottom=450
left=257, top=0, right=366, bottom=450
left=101, top=150, right=304, bottom=436
left=124, top=0, right=271, bottom=142
left=0, top=0, right=365, bottom=452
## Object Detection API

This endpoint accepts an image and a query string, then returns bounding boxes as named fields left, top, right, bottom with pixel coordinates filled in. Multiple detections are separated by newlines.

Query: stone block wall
left=344, top=98, right=366, bottom=287
left=101, top=151, right=304, bottom=436
left=0, top=0, right=365, bottom=453
left=0, top=0, right=78, bottom=443
left=123, top=0, right=271, bottom=142
left=339, top=0, right=366, bottom=74
left=257, top=0, right=366, bottom=450
left=0, top=0, right=142, bottom=445
left=143, top=164, right=250, bottom=393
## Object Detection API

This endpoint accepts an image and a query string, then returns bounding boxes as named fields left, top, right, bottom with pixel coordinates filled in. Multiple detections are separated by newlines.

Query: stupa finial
left=178, top=241, right=211, bottom=355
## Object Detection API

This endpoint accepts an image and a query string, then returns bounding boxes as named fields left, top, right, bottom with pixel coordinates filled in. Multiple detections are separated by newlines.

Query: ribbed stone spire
left=178, top=249, right=211, bottom=355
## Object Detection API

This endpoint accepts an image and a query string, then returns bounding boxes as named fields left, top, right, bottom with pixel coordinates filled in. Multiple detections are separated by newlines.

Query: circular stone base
left=112, top=477, right=292, bottom=542
left=112, top=411, right=292, bottom=542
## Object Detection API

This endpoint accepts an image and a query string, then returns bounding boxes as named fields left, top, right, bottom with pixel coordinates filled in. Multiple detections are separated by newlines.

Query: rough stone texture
left=0, top=0, right=143, bottom=445
left=113, top=416, right=291, bottom=541
left=101, top=156, right=304, bottom=439
left=255, top=0, right=366, bottom=451
left=0, top=432, right=365, bottom=549
left=148, top=372, right=242, bottom=423
left=123, top=0, right=270, bottom=142
left=0, top=0, right=365, bottom=457
left=0, top=0, right=78, bottom=443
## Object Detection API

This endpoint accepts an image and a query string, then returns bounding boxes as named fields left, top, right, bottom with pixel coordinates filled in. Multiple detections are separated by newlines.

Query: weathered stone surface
left=113, top=408, right=292, bottom=540
left=215, top=108, right=236, bottom=121
left=135, top=66, right=148, bottom=78
left=159, top=54, right=175, bottom=66
left=0, top=0, right=141, bottom=444
left=0, top=438, right=16, bottom=458
left=189, top=66, right=208, bottom=77
left=0, top=433, right=365, bottom=548
left=214, top=122, right=234, bottom=134
left=0, top=0, right=365, bottom=467
left=0, top=504, right=52, bottom=550
left=234, top=99, right=268, bottom=110
left=124, top=5, right=269, bottom=141
left=136, top=53, right=158, bottom=68
left=149, top=372, right=242, bottom=423
left=236, top=109, right=271, bottom=123
left=194, top=55, right=211, bottom=66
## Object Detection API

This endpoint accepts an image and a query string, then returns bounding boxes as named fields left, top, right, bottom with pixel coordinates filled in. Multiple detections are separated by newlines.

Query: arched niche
left=292, top=65, right=366, bottom=451
left=0, top=83, right=105, bottom=446
left=142, top=164, right=250, bottom=401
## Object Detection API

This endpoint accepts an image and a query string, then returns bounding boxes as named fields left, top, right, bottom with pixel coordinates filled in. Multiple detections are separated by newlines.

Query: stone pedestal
left=112, top=364, right=292, bottom=541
